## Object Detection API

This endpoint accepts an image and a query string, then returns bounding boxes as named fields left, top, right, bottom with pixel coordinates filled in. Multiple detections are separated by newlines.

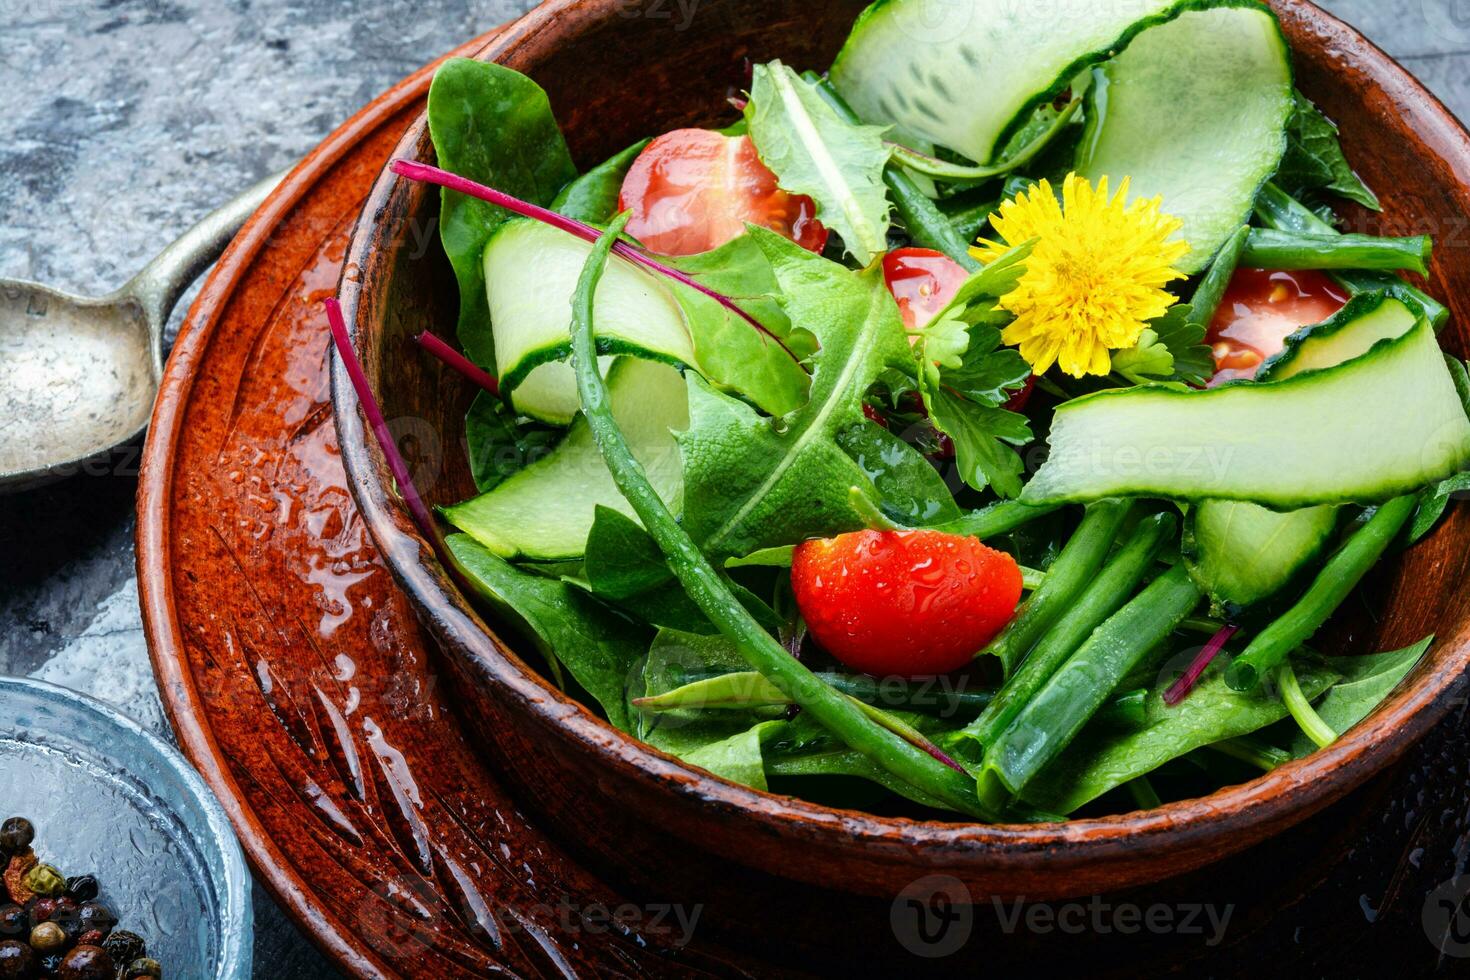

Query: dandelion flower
left=973, top=174, right=1189, bottom=378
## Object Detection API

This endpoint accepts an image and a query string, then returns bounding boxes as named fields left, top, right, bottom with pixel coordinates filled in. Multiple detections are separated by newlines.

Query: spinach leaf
left=427, top=59, right=579, bottom=369
left=834, top=419, right=960, bottom=526
left=583, top=506, right=782, bottom=634
left=447, top=534, right=647, bottom=731
left=1289, top=637, right=1433, bottom=757
left=550, top=139, right=649, bottom=224
left=464, top=391, right=561, bottom=493
left=744, top=61, right=893, bottom=266
left=1410, top=472, right=1470, bottom=544
left=665, top=233, right=815, bottom=417
left=676, top=229, right=914, bottom=560
left=1021, top=658, right=1339, bottom=814
left=1276, top=92, right=1381, bottom=212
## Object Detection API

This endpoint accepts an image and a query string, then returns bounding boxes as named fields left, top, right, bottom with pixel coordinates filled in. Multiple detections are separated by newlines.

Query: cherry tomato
left=882, top=247, right=972, bottom=331
left=617, top=129, right=827, bottom=256
left=1206, top=268, right=1349, bottom=384
left=791, top=530, right=1023, bottom=677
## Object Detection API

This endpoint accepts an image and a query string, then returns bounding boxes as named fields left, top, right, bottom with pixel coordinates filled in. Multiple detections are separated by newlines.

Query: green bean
left=1127, top=777, right=1163, bottom=810
left=963, top=511, right=1175, bottom=747
left=1203, top=736, right=1291, bottom=772
left=1254, top=183, right=1448, bottom=328
left=1242, top=229, right=1432, bottom=276
left=569, top=215, right=992, bottom=817
left=977, top=564, right=1202, bottom=810
left=982, top=499, right=1135, bottom=677
left=1190, top=226, right=1250, bottom=329
left=1226, top=495, right=1417, bottom=692
left=803, top=72, right=980, bottom=270
left=937, top=190, right=1002, bottom=244
left=930, top=499, right=1065, bottom=540
left=1100, top=688, right=1150, bottom=732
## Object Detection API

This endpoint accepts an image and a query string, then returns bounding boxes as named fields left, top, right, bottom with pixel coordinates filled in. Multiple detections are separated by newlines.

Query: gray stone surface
left=0, top=1, right=1468, bottom=977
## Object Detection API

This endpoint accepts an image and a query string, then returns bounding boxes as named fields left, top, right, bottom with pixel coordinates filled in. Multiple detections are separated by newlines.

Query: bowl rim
left=333, top=0, right=1470, bottom=868
left=0, top=676, right=254, bottom=979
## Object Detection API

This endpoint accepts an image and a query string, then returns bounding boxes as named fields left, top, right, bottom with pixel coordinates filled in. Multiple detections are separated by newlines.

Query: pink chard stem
left=415, top=331, right=499, bottom=396
left=325, top=298, right=442, bottom=546
left=389, top=159, right=796, bottom=361
left=1164, top=624, right=1241, bottom=706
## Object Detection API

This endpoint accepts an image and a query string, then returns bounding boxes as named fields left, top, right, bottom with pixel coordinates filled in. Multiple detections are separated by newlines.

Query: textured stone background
left=1, top=1, right=1468, bottom=977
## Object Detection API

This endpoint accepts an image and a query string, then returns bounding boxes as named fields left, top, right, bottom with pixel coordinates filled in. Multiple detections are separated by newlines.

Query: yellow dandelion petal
left=972, top=173, right=1190, bottom=379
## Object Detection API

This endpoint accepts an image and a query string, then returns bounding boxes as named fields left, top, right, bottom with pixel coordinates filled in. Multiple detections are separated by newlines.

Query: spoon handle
left=126, top=169, right=287, bottom=333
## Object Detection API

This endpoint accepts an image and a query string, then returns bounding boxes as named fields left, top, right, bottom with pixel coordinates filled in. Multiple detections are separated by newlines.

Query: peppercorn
left=74, top=929, right=103, bottom=948
left=0, top=821, right=34, bottom=857
left=3, top=854, right=36, bottom=906
left=21, top=866, right=63, bottom=900
left=29, top=920, right=66, bottom=953
left=100, top=932, right=144, bottom=967
left=61, top=878, right=96, bottom=904
left=0, top=907, right=21, bottom=939
left=72, top=904, right=111, bottom=941
left=126, top=957, right=162, bottom=978
left=0, top=941, right=33, bottom=979
left=55, top=945, right=113, bottom=980
left=50, top=902, right=82, bottom=944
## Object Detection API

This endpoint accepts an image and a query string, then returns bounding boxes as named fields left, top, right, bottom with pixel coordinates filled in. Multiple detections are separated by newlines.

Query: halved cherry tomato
left=617, top=129, right=827, bottom=256
left=791, top=529, right=1023, bottom=677
left=882, top=247, right=971, bottom=331
left=1206, top=268, right=1349, bottom=384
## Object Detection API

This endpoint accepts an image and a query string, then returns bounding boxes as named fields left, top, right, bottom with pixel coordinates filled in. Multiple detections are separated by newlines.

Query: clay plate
left=334, top=0, right=1470, bottom=901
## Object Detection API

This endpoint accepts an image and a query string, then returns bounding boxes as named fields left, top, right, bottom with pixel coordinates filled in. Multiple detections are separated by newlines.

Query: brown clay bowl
left=334, top=0, right=1470, bottom=901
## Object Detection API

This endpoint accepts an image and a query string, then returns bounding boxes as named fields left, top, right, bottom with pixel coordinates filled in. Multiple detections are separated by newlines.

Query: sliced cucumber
left=831, top=0, right=1291, bottom=271
left=1024, top=317, right=1470, bottom=509
left=1258, top=293, right=1418, bottom=381
left=1183, top=502, right=1339, bottom=611
left=443, top=358, right=688, bottom=560
left=1077, top=6, right=1293, bottom=272
left=1184, top=295, right=1417, bottom=608
left=485, top=218, right=695, bottom=424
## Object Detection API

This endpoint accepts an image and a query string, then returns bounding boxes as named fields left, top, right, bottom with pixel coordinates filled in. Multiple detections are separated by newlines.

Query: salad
left=336, top=0, right=1470, bottom=822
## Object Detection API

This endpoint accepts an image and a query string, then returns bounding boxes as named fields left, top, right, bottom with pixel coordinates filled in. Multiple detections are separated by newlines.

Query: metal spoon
left=0, top=171, right=284, bottom=493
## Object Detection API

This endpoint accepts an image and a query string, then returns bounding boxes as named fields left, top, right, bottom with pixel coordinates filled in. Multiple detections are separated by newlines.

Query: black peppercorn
left=55, top=945, right=113, bottom=980
left=0, top=907, right=21, bottom=939
left=0, top=821, right=33, bottom=857
left=61, top=878, right=96, bottom=905
left=29, top=920, right=66, bottom=953
left=100, top=932, right=144, bottom=967
left=49, top=902, right=82, bottom=944
left=0, top=941, right=33, bottom=979
left=71, top=904, right=112, bottom=942
left=125, top=957, right=162, bottom=978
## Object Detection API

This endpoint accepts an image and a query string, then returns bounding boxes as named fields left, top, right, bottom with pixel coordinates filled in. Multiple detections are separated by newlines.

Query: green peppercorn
left=126, top=957, right=162, bottom=978
left=22, top=864, right=64, bottom=899
left=0, top=940, right=33, bottom=979
left=0, top=906, right=21, bottom=938
left=29, top=919, right=66, bottom=953
left=0, top=821, right=33, bottom=857
left=62, top=877, right=96, bottom=904
left=101, top=931, right=144, bottom=966
left=56, top=944, right=113, bottom=980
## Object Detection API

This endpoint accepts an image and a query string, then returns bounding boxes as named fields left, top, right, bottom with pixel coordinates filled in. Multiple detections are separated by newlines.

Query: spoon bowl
left=0, top=172, right=281, bottom=492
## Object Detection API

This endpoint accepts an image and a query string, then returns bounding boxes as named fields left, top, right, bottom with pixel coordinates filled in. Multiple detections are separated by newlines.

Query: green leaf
left=1147, top=303, right=1215, bottom=386
left=1111, top=328, right=1175, bottom=385
left=1276, top=92, right=1381, bottom=211
left=1021, top=658, right=1339, bottom=814
left=1289, top=637, right=1433, bottom=757
left=676, top=229, right=913, bottom=559
left=447, top=534, right=646, bottom=731
left=1410, top=471, right=1470, bottom=544
left=426, top=59, right=578, bottom=368
left=550, top=139, right=649, bottom=224
left=833, top=419, right=961, bottom=526
left=463, top=392, right=561, bottom=493
left=926, top=389, right=1032, bottom=498
left=663, top=233, right=817, bottom=417
left=744, top=61, right=893, bottom=265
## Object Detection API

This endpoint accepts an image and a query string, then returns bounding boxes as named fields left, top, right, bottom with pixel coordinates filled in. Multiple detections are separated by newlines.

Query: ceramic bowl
left=333, top=0, right=1470, bottom=899
left=0, top=677, right=252, bottom=977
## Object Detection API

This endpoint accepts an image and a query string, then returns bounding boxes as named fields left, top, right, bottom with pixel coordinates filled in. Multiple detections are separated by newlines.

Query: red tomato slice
left=882, top=247, right=971, bottom=331
left=617, top=129, right=828, bottom=256
left=1206, top=268, right=1349, bottom=384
